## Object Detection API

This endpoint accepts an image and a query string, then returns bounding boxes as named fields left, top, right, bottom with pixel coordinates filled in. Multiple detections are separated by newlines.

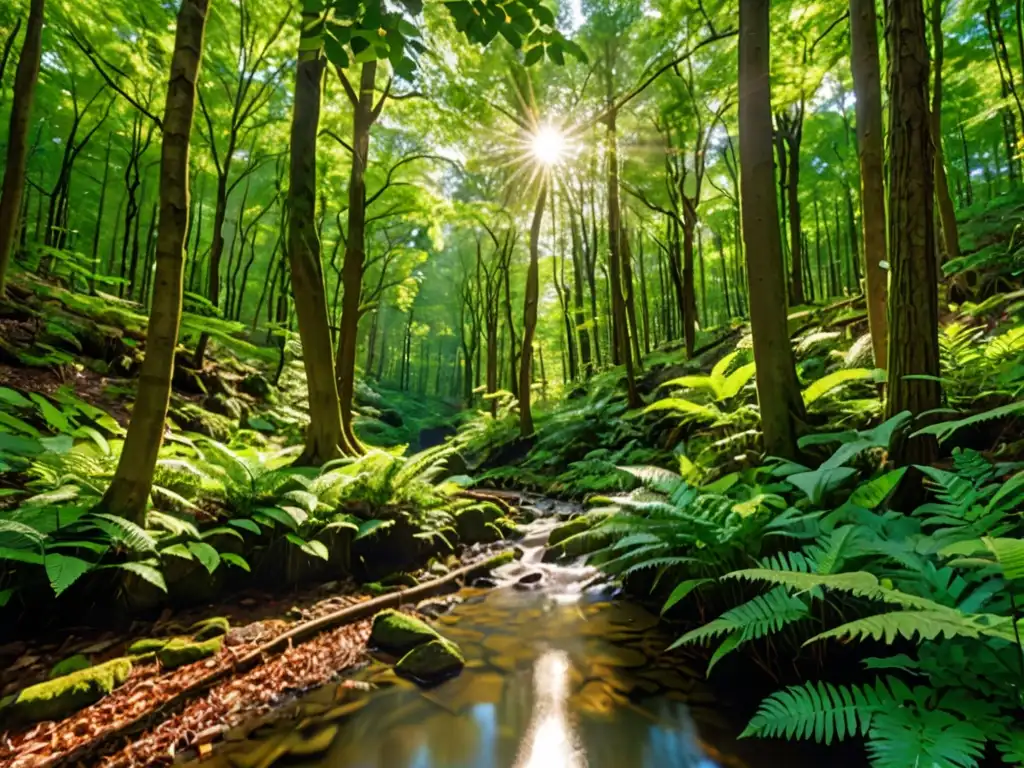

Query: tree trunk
left=738, top=0, right=806, bottom=460
left=519, top=181, right=547, bottom=436
left=0, top=0, right=44, bottom=296
left=850, top=0, right=889, bottom=370
left=637, top=232, right=652, bottom=354
left=620, top=226, right=643, bottom=369
left=287, top=34, right=349, bottom=464
left=100, top=0, right=209, bottom=523
left=681, top=213, right=698, bottom=357
left=90, top=134, right=113, bottom=295
left=569, top=202, right=593, bottom=376
left=885, top=0, right=942, bottom=467
left=930, top=0, right=960, bottom=263
left=335, top=60, right=378, bottom=456
left=606, top=110, right=640, bottom=408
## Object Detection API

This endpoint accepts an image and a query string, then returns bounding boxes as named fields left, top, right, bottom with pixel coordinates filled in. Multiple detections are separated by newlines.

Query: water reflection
left=196, top=583, right=744, bottom=768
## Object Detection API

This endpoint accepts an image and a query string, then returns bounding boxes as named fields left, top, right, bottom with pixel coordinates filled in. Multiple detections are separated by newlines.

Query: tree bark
left=519, top=181, right=547, bottom=436
left=850, top=0, right=889, bottom=369
left=0, top=0, right=44, bottom=296
left=884, top=0, right=942, bottom=467
left=335, top=60, right=378, bottom=456
left=286, top=32, right=350, bottom=463
left=569, top=200, right=593, bottom=376
left=100, top=0, right=209, bottom=524
left=738, top=0, right=806, bottom=460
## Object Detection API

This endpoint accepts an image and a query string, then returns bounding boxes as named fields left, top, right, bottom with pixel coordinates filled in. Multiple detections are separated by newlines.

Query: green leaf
left=0, top=433, right=44, bottom=456
left=89, top=513, right=158, bottom=553
left=45, top=554, right=93, bottom=596
left=354, top=518, right=394, bottom=541
left=30, top=393, right=73, bottom=434
left=0, top=411, right=41, bottom=436
left=116, top=561, right=168, bottom=592
left=161, top=543, right=194, bottom=560
left=186, top=541, right=221, bottom=573
left=254, top=505, right=303, bottom=530
left=848, top=468, right=908, bottom=509
left=802, top=369, right=874, bottom=405
left=39, top=435, right=74, bottom=454
left=0, top=588, right=14, bottom=607
left=229, top=518, right=263, bottom=536
left=788, top=467, right=857, bottom=505
left=523, top=44, right=544, bottom=66
left=0, top=387, right=33, bottom=408
left=73, top=426, right=110, bottom=455
left=286, top=533, right=329, bottom=560
left=221, top=552, right=250, bottom=571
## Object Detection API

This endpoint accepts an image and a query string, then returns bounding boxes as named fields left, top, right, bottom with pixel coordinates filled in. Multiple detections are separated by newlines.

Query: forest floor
left=0, top=538, right=513, bottom=768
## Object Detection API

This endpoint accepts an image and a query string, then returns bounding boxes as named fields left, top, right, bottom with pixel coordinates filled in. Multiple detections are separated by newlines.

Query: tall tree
left=850, top=0, right=889, bottom=369
left=519, top=180, right=547, bottom=436
left=884, top=0, right=941, bottom=467
left=0, top=0, right=45, bottom=296
left=100, top=0, right=210, bottom=523
left=930, top=0, right=960, bottom=263
left=738, top=0, right=806, bottom=460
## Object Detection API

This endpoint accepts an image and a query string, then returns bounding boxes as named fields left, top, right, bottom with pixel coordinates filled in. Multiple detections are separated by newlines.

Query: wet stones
left=369, top=610, right=442, bottom=655
left=394, top=638, right=465, bottom=685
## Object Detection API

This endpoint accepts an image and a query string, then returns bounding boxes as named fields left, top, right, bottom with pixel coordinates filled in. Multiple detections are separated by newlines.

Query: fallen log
left=45, top=550, right=514, bottom=768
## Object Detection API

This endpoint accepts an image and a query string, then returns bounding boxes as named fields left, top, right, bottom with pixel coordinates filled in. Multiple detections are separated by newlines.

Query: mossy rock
left=170, top=402, right=234, bottom=442
left=190, top=616, right=230, bottom=641
left=454, top=502, right=505, bottom=544
left=0, top=657, right=132, bottom=726
left=127, top=637, right=170, bottom=656
left=204, top=392, right=244, bottom=422
left=49, top=654, right=91, bottom=679
left=157, top=636, right=224, bottom=669
left=394, top=638, right=464, bottom=685
left=369, top=609, right=440, bottom=655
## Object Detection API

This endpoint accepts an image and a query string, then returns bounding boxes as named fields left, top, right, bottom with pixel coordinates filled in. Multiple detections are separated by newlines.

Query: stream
left=189, top=499, right=827, bottom=768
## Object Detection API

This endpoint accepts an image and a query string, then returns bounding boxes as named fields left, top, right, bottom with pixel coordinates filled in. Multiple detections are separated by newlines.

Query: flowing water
left=191, top=503, right=826, bottom=768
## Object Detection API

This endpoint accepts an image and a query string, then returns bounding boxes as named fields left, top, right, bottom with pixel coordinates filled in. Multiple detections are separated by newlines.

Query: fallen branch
left=45, top=550, right=514, bottom=768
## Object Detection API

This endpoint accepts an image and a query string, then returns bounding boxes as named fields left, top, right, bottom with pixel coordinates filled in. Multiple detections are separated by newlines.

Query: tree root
left=45, top=550, right=513, bottom=768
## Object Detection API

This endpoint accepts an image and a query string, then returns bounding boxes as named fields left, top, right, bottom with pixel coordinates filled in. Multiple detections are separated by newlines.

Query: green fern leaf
left=286, top=533, right=329, bottom=560
left=719, top=363, right=758, bottom=399
left=807, top=609, right=1014, bottom=646
left=89, top=513, right=157, bottom=553
left=661, top=578, right=714, bottom=615
left=186, top=541, right=221, bottom=573
left=912, top=401, right=1024, bottom=444
left=849, top=468, right=908, bottom=509
left=741, top=677, right=912, bottom=744
left=221, top=552, right=250, bottom=571
left=115, top=560, right=167, bottom=592
left=867, top=708, right=986, bottom=768
left=803, top=368, right=875, bottom=405
left=643, top=397, right=721, bottom=422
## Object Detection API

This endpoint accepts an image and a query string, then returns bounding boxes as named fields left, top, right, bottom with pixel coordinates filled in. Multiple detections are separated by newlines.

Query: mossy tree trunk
left=287, top=21, right=349, bottom=464
left=99, top=0, right=210, bottom=524
left=0, top=0, right=44, bottom=297
left=850, top=0, right=889, bottom=370
left=884, top=0, right=942, bottom=467
left=738, top=0, right=806, bottom=460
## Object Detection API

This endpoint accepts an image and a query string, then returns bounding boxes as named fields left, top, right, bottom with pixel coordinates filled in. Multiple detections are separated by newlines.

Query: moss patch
left=190, top=616, right=230, bottom=641
left=394, top=638, right=464, bottom=685
left=157, top=636, right=224, bottom=669
left=49, top=654, right=91, bottom=679
left=127, top=637, right=170, bottom=655
left=0, top=657, right=132, bottom=726
left=546, top=511, right=612, bottom=557
left=369, top=609, right=440, bottom=655
left=454, top=502, right=505, bottom=544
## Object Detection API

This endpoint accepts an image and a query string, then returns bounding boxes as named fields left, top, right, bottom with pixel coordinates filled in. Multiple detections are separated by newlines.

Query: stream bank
left=178, top=497, right=855, bottom=768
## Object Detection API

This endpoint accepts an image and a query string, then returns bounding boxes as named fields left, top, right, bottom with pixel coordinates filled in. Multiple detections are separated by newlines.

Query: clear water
left=192, top=516, right=824, bottom=768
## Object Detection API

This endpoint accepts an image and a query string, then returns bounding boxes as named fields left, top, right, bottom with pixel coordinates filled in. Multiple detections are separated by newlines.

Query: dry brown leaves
left=97, top=620, right=372, bottom=768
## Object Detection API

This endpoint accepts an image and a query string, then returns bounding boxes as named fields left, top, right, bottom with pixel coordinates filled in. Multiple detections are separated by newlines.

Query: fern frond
left=741, top=677, right=913, bottom=744
left=802, top=368, right=875, bottom=405
left=670, top=587, right=809, bottom=650
left=808, top=609, right=1016, bottom=646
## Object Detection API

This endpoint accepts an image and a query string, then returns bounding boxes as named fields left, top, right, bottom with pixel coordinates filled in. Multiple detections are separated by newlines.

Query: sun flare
left=531, top=125, right=566, bottom=166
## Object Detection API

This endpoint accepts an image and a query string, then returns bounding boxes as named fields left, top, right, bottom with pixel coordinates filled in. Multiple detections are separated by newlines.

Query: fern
left=912, top=401, right=1024, bottom=444
left=669, top=587, right=809, bottom=652
left=802, top=368, right=876, bottom=405
left=808, top=609, right=1016, bottom=645
left=741, top=677, right=913, bottom=744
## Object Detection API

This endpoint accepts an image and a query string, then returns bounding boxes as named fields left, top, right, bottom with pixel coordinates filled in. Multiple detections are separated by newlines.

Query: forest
left=0, top=0, right=1023, bottom=765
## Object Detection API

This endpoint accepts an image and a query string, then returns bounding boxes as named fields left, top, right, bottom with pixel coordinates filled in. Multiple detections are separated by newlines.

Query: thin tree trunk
left=850, top=0, right=889, bottom=369
left=287, top=34, right=349, bottom=463
left=569, top=201, right=593, bottom=376
left=519, top=181, right=547, bottom=436
left=90, top=133, right=113, bottom=294
left=100, top=0, right=209, bottom=523
left=638, top=231, right=652, bottom=354
left=738, top=0, right=806, bottom=460
left=884, top=0, right=942, bottom=467
left=0, top=0, right=44, bottom=296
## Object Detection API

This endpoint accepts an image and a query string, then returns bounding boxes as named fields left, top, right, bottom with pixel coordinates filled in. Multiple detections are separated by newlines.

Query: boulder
left=369, top=609, right=440, bottom=655
left=0, top=657, right=132, bottom=726
left=157, top=636, right=224, bottom=670
left=454, top=502, right=504, bottom=544
left=394, top=638, right=464, bottom=685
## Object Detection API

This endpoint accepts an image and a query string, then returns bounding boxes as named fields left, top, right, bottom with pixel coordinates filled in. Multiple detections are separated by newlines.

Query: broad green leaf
left=186, top=541, right=221, bottom=573
left=221, top=552, right=250, bottom=571
left=45, top=554, right=93, bottom=596
left=286, top=533, right=329, bottom=560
